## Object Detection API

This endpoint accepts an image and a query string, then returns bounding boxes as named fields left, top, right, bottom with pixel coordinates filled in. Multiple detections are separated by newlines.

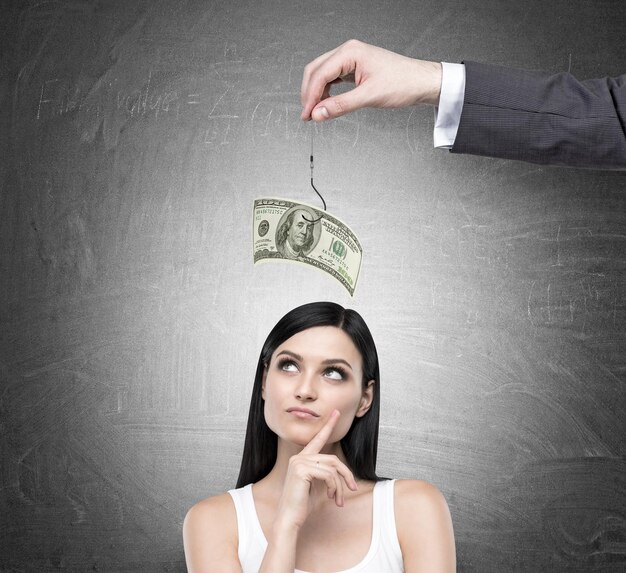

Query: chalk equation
left=32, top=70, right=361, bottom=148
left=36, top=73, right=205, bottom=121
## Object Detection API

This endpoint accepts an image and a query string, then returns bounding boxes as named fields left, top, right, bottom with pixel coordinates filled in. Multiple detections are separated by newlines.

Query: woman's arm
left=395, top=480, right=456, bottom=573
left=183, top=493, right=243, bottom=573
left=259, top=409, right=358, bottom=572
left=258, top=517, right=299, bottom=572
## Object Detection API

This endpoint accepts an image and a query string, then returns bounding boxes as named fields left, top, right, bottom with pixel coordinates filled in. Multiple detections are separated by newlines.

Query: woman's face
left=262, top=326, right=374, bottom=449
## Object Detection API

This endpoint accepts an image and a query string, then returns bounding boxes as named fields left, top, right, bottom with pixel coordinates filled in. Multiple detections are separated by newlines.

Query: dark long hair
left=236, top=301, right=383, bottom=488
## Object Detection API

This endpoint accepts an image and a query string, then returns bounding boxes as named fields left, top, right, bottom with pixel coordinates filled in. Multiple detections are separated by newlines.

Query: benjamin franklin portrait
left=275, top=207, right=321, bottom=260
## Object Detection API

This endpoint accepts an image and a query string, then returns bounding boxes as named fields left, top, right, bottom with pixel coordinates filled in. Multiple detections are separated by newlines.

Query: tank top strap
left=228, top=484, right=267, bottom=570
left=373, top=479, right=403, bottom=568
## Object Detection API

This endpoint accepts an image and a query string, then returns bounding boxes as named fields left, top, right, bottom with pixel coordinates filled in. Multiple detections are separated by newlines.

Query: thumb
left=310, top=84, right=369, bottom=121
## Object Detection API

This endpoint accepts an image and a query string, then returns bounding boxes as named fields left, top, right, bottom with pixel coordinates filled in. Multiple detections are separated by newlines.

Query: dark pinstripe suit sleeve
left=451, top=61, right=626, bottom=170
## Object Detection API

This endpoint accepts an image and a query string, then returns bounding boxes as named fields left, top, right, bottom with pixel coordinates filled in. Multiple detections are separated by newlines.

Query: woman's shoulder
left=184, top=491, right=238, bottom=530
left=393, top=478, right=447, bottom=503
left=393, top=478, right=451, bottom=523
left=392, top=479, right=456, bottom=571
left=183, top=491, right=239, bottom=568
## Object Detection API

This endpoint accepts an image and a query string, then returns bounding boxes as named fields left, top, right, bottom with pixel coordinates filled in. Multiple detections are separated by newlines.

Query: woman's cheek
left=263, top=399, right=279, bottom=434
left=330, top=407, right=357, bottom=442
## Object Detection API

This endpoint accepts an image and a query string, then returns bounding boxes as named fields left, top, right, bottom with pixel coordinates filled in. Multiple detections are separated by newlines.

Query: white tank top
left=227, top=479, right=404, bottom=573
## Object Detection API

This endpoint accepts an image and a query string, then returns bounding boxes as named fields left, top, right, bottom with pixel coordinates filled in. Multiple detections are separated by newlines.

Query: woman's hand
left=259, top=410, right=358, bottom=571
left=301, top=39, right=442, bottom=122
left=274, top=409, right=359, bottom=530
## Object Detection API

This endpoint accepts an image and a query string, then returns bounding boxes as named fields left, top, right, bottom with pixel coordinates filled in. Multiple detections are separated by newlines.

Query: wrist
left=271, top=515, right=302, bottom=540
left=413, top=60, right=442, bottom=106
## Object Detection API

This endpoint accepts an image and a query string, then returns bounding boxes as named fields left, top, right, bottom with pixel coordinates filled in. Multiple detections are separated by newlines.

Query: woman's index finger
left=301, top=409, right=340, bottom=454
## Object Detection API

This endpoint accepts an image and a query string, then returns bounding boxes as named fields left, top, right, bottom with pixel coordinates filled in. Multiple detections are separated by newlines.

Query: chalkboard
left=1, top=0, right=625, bottom=571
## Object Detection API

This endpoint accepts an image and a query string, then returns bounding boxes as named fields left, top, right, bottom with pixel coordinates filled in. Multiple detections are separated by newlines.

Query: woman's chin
left=275, top=426, right=318, bottom=448
left=286, top=432, right=316, bottom=448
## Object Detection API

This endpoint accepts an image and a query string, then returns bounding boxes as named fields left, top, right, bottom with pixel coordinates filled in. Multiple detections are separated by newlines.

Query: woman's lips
left=286, top=407, right=320, bottom=419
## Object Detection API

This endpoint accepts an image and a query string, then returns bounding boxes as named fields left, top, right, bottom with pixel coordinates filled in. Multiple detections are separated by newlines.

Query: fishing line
left=303, top=127, right=326, bottom=223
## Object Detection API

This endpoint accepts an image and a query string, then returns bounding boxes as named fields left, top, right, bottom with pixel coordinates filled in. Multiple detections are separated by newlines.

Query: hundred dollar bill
left=253, top=198, right=363, bottom=296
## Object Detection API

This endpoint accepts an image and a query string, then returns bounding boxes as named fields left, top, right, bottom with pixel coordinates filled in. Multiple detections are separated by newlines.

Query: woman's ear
left=261, top=363, right=268, bottom=400
left=356, top=380, right=375, bottom=417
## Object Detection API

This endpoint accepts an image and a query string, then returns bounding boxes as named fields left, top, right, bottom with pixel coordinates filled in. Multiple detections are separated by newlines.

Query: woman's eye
left=324, top=367, right=345, bottom=381
left=279, top=360, right=299, bottom=372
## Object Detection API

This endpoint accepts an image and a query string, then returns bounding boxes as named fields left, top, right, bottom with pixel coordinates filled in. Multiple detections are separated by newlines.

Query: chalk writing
left=250, top=99, right=307, bottom=142
left=35, top=74, right=204, bottom=122
left=527, top=275, right=621, bottom=332
left=37, top=78, right=104, bottom=120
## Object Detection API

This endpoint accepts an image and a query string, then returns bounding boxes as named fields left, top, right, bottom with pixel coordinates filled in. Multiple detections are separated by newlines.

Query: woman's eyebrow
left=321, top=358, right=353, bottom=371
left=276, top=350, right=303, bottom=361
left=275, top=350, right=353, bottom=371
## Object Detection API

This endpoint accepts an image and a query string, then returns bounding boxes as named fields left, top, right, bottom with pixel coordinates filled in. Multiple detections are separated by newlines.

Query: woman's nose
left=294, top=373, right=316, bottom=401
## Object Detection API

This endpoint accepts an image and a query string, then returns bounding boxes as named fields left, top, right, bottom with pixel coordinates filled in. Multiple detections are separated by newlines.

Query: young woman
left=183, top=302, right=456, bottom=572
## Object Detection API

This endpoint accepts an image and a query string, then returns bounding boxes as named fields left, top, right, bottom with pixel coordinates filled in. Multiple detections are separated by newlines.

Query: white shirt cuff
left=433, top=62, right=466, bottom=149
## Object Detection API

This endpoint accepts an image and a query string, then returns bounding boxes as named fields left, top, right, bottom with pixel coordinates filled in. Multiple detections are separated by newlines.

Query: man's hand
left=301, top=39, right=442, bottom=122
